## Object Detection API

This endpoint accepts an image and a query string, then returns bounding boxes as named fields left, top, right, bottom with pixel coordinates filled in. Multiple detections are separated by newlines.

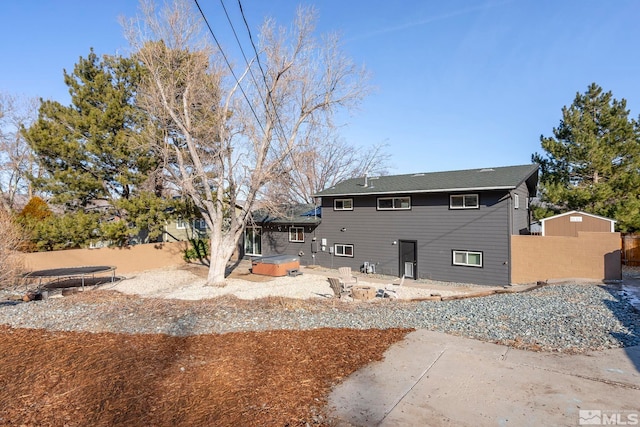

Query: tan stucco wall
left=511, top=232, right=621, bottom=284
left=23, top=242, right=189, bottom=274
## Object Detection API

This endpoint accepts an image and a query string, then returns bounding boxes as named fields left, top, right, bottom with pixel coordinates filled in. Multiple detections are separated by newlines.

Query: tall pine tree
left=532, top=83, right=640, bottom=231
left=23, top=50, right=156, bottom=209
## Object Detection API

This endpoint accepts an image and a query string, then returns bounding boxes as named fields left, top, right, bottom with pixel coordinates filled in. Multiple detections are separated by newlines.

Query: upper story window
left=377, top=196, right=411, bottom=210
left=176, top=219, right=188, bottom=229
left=289, top=226, right=304, bottom=242
left=450, top=194, right=479, bottom=209
left=514, top=194, right=520, bottom=209
left=334, top=198, right=353, bottom=211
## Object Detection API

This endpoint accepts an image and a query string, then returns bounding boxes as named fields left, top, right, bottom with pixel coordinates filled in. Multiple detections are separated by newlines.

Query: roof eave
left=313, top=185, right=517, bottom=198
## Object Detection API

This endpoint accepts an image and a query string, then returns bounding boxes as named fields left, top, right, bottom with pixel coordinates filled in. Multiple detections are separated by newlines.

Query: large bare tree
left=0, top=93, right=39, bottom=211
left=124, top=0, right=369, bottom=283
left=265, top=127, right=390, bottom=204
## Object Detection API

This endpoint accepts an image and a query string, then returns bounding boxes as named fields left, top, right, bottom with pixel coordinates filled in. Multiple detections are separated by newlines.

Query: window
left=452, top=250, right=483, bottom=267
left=176, top=219, right=188, bottom=229
left=334, top=243, right=354, bottom=257
left=289, top=226, right=304, bottom=242
left=334, top=198, right=353, bottom=210
left=244, top=227, right=262, bottom=256
left=514, top=194, right=519, bottom=209
left=450, top=194, right=479, bottom=209
left=377, top=196, right=411, bottom=210
left=193, top=219, right=207, bottom=230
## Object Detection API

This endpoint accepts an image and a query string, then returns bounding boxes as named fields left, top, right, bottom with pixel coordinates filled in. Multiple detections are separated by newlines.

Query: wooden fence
left=622, top=234, right=640, bottom=266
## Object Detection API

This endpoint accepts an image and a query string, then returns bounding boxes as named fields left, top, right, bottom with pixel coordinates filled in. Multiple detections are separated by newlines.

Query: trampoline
left=25, top=266, right=117, bottom=290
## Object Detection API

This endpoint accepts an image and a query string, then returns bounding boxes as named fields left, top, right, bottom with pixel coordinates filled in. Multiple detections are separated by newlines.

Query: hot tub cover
left=253, top=255, right=299, bottom=265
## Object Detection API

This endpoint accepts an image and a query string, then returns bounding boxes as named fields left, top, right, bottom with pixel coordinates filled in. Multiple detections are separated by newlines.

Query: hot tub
left=251, top=255, right=300, bottom=277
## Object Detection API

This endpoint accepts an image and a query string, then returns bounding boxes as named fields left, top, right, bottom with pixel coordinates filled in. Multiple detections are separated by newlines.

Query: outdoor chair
left=328, top=277, right=351, bottom=298
left=380, top=275, right=405, bottom=299
left=338, top=267, right=358, bottom=286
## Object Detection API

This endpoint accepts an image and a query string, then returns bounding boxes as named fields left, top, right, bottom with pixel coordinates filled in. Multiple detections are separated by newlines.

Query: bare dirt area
left=0, top=325, right=410, bottom=426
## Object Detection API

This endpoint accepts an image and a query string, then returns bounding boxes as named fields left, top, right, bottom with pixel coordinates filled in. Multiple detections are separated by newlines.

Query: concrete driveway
left=328, top=330, right=640, bottom=426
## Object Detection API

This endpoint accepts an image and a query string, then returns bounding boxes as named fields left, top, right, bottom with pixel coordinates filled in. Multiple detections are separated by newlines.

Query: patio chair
left=328, top=277, right=350, bottom=298
left=338, top=267, right=358, bottom=286
left=380, top=275, right=405, bottom=299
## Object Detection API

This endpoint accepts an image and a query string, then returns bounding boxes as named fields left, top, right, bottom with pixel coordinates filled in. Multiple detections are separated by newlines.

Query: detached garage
left=539, top=210, right=616, bottom=237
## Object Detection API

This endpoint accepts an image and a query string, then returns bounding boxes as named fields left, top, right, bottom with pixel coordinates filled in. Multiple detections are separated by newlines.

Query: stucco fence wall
left=22, top=242, right=189, bottom=275
left=511, top=232, right=621, bottom=284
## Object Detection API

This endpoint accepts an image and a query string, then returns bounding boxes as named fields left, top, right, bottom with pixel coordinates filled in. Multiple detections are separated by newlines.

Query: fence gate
left=622, top=234, right=640, bottom=266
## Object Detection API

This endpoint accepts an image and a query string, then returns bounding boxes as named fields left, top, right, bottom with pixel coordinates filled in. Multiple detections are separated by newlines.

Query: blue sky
left=1, top=1, right=639, bottom=174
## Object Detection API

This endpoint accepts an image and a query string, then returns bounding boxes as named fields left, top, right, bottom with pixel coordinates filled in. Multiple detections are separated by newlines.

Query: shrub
left=0, top=210, right=26, bottom=289
left=184, top=238, right=210, bottom=262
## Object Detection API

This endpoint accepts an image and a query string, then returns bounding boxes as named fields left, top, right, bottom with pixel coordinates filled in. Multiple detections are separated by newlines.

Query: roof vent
left=479, top=168, right=495, bottom=172
left=412, top=173, right=425, bottom=177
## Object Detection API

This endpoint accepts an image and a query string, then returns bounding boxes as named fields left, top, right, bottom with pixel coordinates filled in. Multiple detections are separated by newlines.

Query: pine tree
left=23, top=50, right=155, bottom=209
left=532, top=83, right=640, bottom=232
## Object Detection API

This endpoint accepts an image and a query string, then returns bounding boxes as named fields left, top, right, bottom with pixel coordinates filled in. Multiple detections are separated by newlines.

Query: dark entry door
left=399, top=240, right=417, bottom=279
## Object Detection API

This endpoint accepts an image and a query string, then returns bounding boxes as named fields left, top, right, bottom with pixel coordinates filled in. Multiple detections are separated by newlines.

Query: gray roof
left=313, top=164, right=539, bottom=197
left=252, top=204, right=321, bottom=225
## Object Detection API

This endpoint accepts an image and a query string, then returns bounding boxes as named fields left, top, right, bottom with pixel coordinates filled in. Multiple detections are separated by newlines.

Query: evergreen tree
left=23, top=49, right=155, bottom=209
left=532, top=83, right=640, bottom=232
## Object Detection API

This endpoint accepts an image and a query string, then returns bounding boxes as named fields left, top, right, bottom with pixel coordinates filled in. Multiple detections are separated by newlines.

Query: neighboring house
left=253, top=164, right=539, bottom=286
left=164, top=217, right=209, bottom=242
left=537, top=210, right=616, bottom=237
left=246, top=204, right=321, bottom=265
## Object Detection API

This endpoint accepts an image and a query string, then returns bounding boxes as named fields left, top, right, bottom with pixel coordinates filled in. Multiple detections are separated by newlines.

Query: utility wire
left=193, top=0, right=266, bottom=136
left=218, top=0, right=269, bottom=123
left=234, top=0, right=290, bottom=146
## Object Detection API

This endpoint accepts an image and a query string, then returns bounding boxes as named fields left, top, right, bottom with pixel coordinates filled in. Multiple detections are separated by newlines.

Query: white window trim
left=452, top=250, right=483, bottom=267
left=377, top=196, right=411, bottom=210
left=176, top=219, right=188, bottom=230
left=334, top=198, right=353, bottom=211
left=514, top=194, right=519, bottom=209
left=289, top=226, right=304, bottom=242
left=334, top=243, right=354, bottom=257
left=449, top=194, right=479, bottom=209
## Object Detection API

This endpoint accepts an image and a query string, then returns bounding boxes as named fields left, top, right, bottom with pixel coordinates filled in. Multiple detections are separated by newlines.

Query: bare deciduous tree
left=0, top=93, right=39, bottom=211
left=124, top=0, right=369, bottom=283
left=264, top=126, right=390, bottom=204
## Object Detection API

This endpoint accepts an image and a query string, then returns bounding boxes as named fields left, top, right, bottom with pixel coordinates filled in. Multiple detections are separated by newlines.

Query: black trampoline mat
left=26, top=266, right=115, bottom=278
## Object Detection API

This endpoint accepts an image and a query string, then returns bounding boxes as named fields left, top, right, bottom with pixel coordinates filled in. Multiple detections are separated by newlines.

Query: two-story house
left=249, top=164, right=538, bottom=285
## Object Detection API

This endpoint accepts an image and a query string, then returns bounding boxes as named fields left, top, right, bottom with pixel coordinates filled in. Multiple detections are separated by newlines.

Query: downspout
left=507, top=192, right=513, bottom=285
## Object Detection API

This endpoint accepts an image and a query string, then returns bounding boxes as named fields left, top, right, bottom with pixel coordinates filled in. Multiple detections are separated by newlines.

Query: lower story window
left=452, top=250, right=483, bottom=267
left=334, top=243, right=354, bottom=257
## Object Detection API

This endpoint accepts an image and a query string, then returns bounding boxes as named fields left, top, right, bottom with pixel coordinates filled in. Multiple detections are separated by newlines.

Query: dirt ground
left=0, top=325, right=410, bottom=426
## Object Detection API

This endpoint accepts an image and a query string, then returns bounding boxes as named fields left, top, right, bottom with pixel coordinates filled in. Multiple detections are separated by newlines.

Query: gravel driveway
left=1, top=263, right=639, bottom=353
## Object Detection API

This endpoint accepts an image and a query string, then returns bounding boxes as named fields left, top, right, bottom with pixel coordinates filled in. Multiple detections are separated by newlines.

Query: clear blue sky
left=2, top=1, right=639, bottom=174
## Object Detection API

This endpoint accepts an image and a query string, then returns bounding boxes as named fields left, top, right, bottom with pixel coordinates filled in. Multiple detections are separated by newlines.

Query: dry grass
left=0, top=326, right=411, bottom=426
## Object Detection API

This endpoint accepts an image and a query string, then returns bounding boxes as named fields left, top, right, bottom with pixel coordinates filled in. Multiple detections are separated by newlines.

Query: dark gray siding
left=511, top=180, right=531, bottom=235
left=316, top=191, right=511, bottom=285
left=259, top=224, right=319, bottom=266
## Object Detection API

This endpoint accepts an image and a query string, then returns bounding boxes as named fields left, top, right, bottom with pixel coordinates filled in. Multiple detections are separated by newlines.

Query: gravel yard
left=1, top=265, right=639, bottom=353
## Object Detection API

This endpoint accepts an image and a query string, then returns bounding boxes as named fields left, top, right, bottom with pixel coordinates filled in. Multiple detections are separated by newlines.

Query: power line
left=234, top=0, right=289, bottom=144
left=193, top=0, right=266, bottom=136
left=218, top=0, right=269, bottom=123
left=237, top=0, right=269, bottom=91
